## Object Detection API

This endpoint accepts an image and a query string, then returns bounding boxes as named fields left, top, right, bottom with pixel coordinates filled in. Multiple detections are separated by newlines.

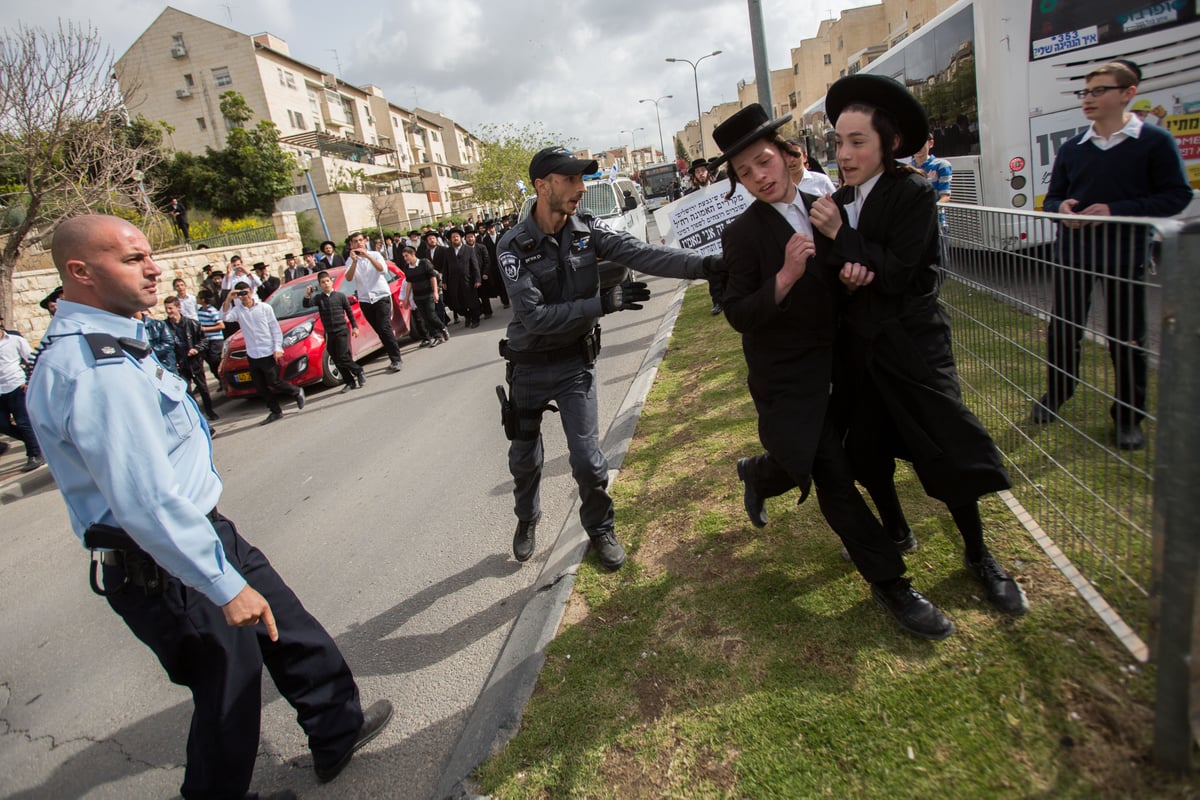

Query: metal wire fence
left=187, top=224, right=278, bottom=250
left=938, top=205, right=1168, bottom=660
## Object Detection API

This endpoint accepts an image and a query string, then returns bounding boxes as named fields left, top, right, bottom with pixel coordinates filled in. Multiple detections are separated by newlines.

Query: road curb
left=434, top=278, right=696, bottom=800
left=0, top=464, right=56, bottom=505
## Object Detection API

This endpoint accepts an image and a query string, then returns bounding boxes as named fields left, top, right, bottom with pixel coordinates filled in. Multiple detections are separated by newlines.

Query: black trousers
left=1045, top=261, right=1147, bottom=426
left=0, top=385, right=40, bottom=458
left=179, top=358, right=215, bottom=417
left=740, top=417, right=904, bottom=584
left=203, top=342, right=223, bottom=385
left=103, top=512, right=363, bottom=799
left=247, top=355, right=300, bottom=414
left=412, top=295, right=445, bottom=340
left=360, top=297, right=403, bottom=363
left=325, top=328, right=363, bottom=387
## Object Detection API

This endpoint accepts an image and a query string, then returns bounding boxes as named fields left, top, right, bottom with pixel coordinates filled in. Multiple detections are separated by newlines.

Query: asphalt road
left=0, top=246, right=694, bottom=798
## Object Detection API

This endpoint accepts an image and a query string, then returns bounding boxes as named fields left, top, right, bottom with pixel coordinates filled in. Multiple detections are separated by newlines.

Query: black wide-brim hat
left=710, top=103, right=792, bottom=170
left=825, top=74, right=929, bottom=159
left=39, top=286, right=63, bottom=310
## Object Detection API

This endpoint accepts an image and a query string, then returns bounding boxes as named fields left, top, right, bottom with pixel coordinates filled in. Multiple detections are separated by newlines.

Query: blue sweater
left=1044, top=123, right=1192, bottom=268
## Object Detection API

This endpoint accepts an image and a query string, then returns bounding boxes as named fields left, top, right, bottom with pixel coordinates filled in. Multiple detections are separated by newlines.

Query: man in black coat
left=465, top=227, right=494, bottom=319
left=442, top=228, right=482, bottom=328
left=253, top=263, right=281, bottom=300
left=480, top=219, right=509, bottom=308
left=317, top=241, right=345, bottom=270
left=714, top=103, right=954, bottom=641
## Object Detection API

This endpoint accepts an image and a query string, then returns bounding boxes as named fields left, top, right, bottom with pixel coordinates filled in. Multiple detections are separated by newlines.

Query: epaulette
left=83, top=332, right=130, bottom=365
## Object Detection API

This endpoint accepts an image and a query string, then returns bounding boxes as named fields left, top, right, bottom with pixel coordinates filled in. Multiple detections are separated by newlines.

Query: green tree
left=674, top=136, right=689, bottom=163
left=0, top=23, right=166, bottom=320
left=472, top=123, right=569, bottom=213
left=157, top=91, right=294, bottom=218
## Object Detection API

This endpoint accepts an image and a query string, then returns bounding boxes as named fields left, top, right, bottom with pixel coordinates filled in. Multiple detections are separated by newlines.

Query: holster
left=84, top=523, right=166, bottom=597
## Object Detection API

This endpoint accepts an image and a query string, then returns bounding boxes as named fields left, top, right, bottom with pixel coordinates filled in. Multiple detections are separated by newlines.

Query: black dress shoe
left=1030, top=395, right=1059, bottom=424
left=710, top=302, right=722, bottom=316
left=591, top=531, right=626, bottom=571
left=736, top=458, right=767, bottom=528
left=1115, top=422, right=1146, bottom=451
left=259, top=411, right=283, bottom=426
left=340, top=384, right=353, bottom=394
left=513, top=518, right=537, bottom=562
left=965, top=553, right=1029, bottom=615
left=314, top=699, right=395, bottom=784
left=295, top=387, right=306, bottom=410
left=870, top=579, right=955, bottom=640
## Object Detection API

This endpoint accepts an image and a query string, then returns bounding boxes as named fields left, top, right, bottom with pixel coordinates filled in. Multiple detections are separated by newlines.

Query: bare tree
left=0, top=22, right=163, bottom=320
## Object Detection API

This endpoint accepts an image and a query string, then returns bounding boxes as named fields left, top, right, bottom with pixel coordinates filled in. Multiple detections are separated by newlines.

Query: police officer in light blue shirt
left=25, top=215, right=393, bottom=798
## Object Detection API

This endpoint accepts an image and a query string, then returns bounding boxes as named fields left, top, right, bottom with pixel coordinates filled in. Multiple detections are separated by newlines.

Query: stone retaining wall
left=7, top=212, right=301, bottom=343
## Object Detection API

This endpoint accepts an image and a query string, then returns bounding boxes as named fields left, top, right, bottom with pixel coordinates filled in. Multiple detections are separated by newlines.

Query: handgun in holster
left=84, top=523, right=166, bottom=597
left=496, top=382, right=558, bottom=442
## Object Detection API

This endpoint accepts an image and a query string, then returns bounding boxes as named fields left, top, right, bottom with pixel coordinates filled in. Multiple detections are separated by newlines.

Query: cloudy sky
left=8, top=0, right=875, bottom=154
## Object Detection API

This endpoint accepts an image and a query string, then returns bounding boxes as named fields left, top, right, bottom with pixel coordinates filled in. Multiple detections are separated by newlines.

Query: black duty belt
left=500, top=325, right=602, bottom=365
left=88, top=508, right=221, bottom=595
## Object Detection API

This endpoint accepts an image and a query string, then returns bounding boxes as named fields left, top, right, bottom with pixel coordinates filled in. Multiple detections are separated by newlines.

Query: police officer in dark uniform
left=496, top=147, right=717, bottom=570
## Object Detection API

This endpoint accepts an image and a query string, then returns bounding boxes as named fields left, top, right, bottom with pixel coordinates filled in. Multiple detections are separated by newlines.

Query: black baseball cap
left=529, top=146, right=598, bottom=182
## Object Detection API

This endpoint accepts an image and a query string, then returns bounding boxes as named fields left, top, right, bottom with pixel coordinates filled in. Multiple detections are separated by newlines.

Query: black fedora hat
left=39, top=286, right=63, bottom=310
left=709, top=103, right=792, bottom=170
left=825, top=74, right=929, bottom=159
left=687, top=158, right=709, bottom=176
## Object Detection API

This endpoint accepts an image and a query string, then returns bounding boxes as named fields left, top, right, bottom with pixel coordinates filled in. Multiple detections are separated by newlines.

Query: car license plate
left=234, top=371, right=252, bottom=383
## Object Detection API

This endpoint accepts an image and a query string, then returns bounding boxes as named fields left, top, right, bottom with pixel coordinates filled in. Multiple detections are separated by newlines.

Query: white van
left=519, top=176, right=647, bottom=243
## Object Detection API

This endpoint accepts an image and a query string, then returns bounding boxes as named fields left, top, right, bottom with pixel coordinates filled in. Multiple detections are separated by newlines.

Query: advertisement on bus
left=1029, top=84, right=1200, bottom=208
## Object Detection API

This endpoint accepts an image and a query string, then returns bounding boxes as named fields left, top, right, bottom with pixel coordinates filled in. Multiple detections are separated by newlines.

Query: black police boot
left=590, top=531, right=626, bottom=571
left=870, top=578, right=955, bottom=640
left=736, top=458, right=767, bottom=529
left=964, top=552, right=1029, bottom=616
left=513, top=518, right=537, bottom=562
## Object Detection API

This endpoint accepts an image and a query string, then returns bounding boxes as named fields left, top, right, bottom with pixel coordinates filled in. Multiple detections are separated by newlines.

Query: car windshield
left=582, top=183, right=619, bottom=218
left=268, top=276, right=323, bottom=320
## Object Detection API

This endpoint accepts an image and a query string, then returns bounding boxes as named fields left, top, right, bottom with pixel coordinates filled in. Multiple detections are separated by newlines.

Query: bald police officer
left=26, top=215, right=393, bottom=798
left=498, top=147, right=717, bottom=570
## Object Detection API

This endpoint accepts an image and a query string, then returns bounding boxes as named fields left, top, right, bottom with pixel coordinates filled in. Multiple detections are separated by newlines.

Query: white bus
left=801, top=0, right=1200, bottom=248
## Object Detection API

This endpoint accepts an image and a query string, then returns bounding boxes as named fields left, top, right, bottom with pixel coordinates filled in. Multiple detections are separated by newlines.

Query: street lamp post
left=298, top=153, right=331, bottom=241
left=666, top=50, right=722, bottom=160
left=639, top=95, right=673, bottom=161
left=620, top=127, right=645, bottom=167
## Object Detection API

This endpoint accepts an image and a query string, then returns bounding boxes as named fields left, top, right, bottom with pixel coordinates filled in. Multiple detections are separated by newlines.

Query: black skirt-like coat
left=721, top=195, right=840, bottom=489
left=829, top=171, right=1009, bottom=507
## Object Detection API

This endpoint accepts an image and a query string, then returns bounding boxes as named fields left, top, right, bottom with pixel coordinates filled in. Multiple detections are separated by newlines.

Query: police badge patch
left=499, top=251, right=521, bottom=282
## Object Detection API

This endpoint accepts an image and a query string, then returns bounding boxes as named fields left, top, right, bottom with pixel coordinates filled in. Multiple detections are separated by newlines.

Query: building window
left=430, top=130, right=439, bottom=141
left=837, top=36, right=844, bottom=50
left=823, top=53, right=832, bottom=65
left=340, top=96, right=354, bottom=124
left=308, top=87, right=320, bottom=118
left=172, top=33, right=185, bottom=48
left=183, top=73, right=194, bottom=87
left=196, top=117, right=207, bottom=130
left=392, top=116, right=398, bottom=126
left=212, top=66, right=232, bottom=87
left=287, top=110, right=305, bottom=129
left=284, top=70, right=296, bottom=89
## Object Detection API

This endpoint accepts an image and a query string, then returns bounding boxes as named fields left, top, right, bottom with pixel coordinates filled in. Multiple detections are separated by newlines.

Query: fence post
left=1152, top=219, right=1200, bottom=770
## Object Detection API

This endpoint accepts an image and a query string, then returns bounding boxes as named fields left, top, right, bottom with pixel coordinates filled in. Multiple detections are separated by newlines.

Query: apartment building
left=115, top=7, right=485, bottom=242
left=674, top=100, right=741, bottom=162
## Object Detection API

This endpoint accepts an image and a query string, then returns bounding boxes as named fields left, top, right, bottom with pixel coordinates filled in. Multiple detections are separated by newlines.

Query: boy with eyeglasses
left=1033, top=60, right=1191, bottom=451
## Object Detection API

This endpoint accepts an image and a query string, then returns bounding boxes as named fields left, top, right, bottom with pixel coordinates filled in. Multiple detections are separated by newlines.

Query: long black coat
left=722, top=194, right=840, bottom=488
left=438, top=245, right=481, bottom=315
left=829, top=171, right=1009, bottom=507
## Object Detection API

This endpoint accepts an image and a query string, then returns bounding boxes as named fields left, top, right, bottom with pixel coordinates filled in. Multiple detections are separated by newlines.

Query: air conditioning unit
left=323, top=75, right=337, bottom=88
left=170, top=44, right=187, bottom=58
left=175, top=88, right=192, bottom=99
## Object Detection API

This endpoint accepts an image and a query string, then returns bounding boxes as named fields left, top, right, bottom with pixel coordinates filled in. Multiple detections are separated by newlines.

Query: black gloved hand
left=702, top=254, right=726, bottom=281
left=601, top=280, right=651, bottom=313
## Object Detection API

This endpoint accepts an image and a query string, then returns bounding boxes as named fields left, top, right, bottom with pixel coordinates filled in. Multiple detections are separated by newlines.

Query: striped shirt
left=197, top=304, right=224, bottom=342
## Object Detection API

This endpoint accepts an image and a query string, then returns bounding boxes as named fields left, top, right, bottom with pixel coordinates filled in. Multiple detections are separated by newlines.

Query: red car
left=219, top=264, right=413, bottom=397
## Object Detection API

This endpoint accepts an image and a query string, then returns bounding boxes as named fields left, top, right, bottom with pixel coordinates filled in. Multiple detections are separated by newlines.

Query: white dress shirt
left=845, top=172, right=883, bottom=230
left=1080, top=113, right=1143, bottom=152
left=0, top=330, right=33, bottom=393
left=770, top=187, right=815, bottom=236
left=223, top=301, right=283, bottom=358
left=177, top=294, right=199, bottom=321
left=798, top=169, right=837, bottom=197
left=346, top=250, right=391, bottom=303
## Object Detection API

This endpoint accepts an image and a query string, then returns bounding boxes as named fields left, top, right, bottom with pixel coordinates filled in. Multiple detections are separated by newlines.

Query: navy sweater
left=1044, top=122, right=1192, bottom=268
